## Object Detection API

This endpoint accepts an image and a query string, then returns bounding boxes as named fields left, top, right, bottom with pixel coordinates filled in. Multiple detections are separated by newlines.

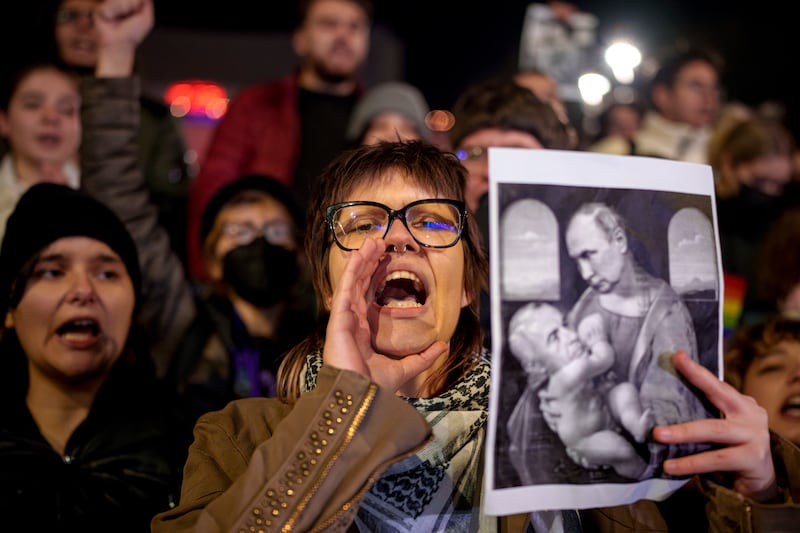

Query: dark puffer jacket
left=0, top=339, right=182, bottom=532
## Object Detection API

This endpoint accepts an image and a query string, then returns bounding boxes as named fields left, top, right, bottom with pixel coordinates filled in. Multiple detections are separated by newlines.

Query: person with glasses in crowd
left=450, top=76, right=573, bottom=218
left=153, top=140, right=800, bottom=532
left=164, top=174, right=317, bottom=461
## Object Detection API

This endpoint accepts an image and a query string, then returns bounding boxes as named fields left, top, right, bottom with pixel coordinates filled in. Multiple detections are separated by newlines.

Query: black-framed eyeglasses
left=325, top=199, right=467, bottom=251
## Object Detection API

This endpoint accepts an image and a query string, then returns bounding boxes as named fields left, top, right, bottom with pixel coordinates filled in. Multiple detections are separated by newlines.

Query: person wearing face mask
left=709, top=111, right=800, bottom=327
left=145, top=173, right=316, bottom=473
left=169, top=174, right=315, bottom=414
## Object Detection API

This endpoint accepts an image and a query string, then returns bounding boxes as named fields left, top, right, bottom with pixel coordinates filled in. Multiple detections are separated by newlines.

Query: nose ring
left=388, top=244, right=409, bottom=253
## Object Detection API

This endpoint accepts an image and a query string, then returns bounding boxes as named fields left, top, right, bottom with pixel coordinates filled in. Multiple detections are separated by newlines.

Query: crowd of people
left=1, top=0, right=800, bottom=531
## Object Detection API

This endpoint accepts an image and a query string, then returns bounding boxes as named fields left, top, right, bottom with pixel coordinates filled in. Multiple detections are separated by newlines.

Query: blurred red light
left=164, top=80, right=229, bottom=120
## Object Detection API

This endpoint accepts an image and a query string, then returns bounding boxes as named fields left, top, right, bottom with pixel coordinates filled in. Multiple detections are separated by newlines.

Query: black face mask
left=222, top=239, right=299, bottom=307
left=734, top=184, right=784, bottom=213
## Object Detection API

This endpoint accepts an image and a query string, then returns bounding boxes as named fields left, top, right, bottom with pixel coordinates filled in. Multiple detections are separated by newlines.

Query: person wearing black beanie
left=0, top=4, right=181, bottom=529
left=0, top=182, right=142, bottom=316
left=166, top=173, right=316, bottom=464
left=0, top=181, right=181, bottom=531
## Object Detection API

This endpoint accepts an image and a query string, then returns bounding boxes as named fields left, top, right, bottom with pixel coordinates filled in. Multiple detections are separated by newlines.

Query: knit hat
left=345, top=81, right=431, bottom=143
left=199, top=174, right=305, bottom=248
left=0, top=183, right=141, bottom=313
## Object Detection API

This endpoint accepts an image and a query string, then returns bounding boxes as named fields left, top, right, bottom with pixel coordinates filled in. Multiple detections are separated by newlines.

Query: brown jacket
left=153, top=366, right=800, bottom=532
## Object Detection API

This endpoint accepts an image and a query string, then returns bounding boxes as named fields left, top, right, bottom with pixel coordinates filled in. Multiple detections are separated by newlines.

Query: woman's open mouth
left=375, top=270, right=427, bottom=308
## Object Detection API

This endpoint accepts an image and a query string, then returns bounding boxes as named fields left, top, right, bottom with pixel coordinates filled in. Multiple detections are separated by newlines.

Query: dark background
left=4, top=1, right=794, bottom=133
left=152, top=1, right=798, bottom=133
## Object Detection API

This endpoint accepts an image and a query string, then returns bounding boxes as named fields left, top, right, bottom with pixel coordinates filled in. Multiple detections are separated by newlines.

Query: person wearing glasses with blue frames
left=154, top=140, right=800, bottom=533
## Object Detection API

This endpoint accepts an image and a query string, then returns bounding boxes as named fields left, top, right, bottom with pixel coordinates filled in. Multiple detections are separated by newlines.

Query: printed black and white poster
left=483, top=148, right=723, bottom=515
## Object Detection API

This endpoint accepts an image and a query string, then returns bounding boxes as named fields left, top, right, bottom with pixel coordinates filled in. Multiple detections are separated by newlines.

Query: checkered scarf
left=303, top=351, right=496, bottom=532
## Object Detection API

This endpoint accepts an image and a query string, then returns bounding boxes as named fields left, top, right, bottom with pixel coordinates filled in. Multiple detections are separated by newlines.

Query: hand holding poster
left=484, top=148, right=722, bottom=514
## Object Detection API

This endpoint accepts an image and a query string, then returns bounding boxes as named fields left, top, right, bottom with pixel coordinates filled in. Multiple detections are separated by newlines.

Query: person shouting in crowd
left=154, top=141, right=800, bottom=532
left=0, top=183, right=181, bottom=531
left=76, top=0, right=317, bottom=454
left=725, top=315, right=800, bottom=447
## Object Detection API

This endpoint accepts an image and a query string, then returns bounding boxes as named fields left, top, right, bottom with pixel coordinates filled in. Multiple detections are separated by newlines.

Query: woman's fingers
left=325, top=237, right=445, bottom=393
left=324, top=239, right=383, bottom=375
left=654, top=413, right=757, bottom=445
left=370, top=340, right=448, bottom=392
left=329, top=238, right=381, bottom=314
left=670, top=350, right=746, bottom=417
left=653, top=351, right=776, bottom=500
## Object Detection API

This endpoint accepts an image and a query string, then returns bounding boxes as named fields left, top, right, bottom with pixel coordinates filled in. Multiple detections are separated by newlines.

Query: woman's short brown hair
left=277, top=140, right=488, bottom=400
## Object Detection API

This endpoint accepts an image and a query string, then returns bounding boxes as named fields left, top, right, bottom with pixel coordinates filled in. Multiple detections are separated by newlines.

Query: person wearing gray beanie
left=345, top=80, right=432, bottom=145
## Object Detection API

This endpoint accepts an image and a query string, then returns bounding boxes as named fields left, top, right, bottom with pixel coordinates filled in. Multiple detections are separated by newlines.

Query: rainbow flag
left=723, top=273, right=747, bottom=338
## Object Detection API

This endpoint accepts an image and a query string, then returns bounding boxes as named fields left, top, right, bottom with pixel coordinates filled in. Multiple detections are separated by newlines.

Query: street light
left=578, top=72, right=611, bottom=106
left=604, top=41, right=642, bottom=84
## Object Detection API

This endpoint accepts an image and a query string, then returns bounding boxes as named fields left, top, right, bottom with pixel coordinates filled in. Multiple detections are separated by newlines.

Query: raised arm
left=93, top=0, right=153, bottom=77
left=80, top=0, right=195, bottom=377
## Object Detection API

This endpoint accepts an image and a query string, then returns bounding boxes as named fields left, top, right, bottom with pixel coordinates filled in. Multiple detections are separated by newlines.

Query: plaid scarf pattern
left=303, top=351, right=496, bottom=532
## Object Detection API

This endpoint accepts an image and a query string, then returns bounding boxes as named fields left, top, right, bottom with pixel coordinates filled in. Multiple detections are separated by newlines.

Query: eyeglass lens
left=330, top=201, right=462, bottom=250
left=222, top=221, right=293, bottom=246
left=57, top=9, right=94, bottom=24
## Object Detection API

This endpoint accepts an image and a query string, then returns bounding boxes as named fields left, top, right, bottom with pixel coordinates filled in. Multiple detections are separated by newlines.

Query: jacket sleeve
left=151, top=366, right=433, bottom=532
left=700, top=431, right=800, bottom=532
left=79, top=76, right=196, bottom=378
